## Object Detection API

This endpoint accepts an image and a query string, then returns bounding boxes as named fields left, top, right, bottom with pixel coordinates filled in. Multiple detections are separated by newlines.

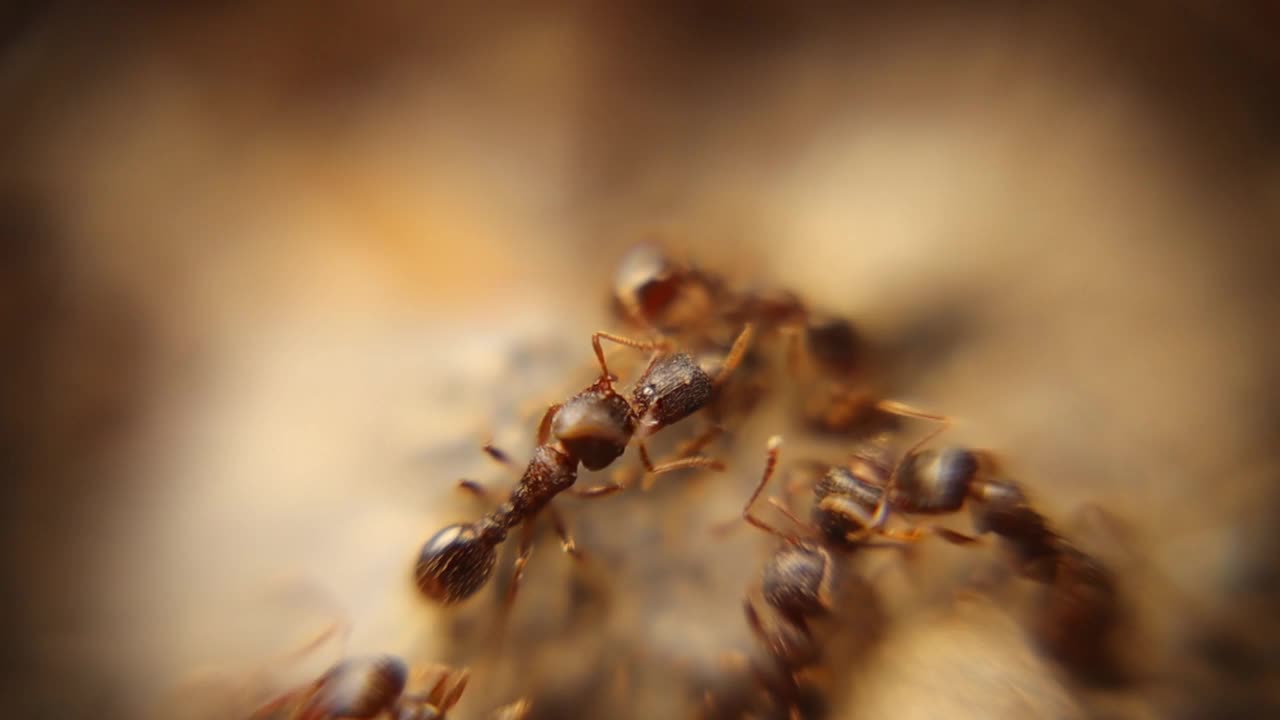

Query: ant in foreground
left=415, top=323, right=755, bottom=606
left=707, top=434, right=947, bottom=719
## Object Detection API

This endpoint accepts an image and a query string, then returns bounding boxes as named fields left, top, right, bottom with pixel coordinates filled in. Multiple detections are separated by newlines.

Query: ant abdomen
left=311, top=655, right=409, bottom=718
left=630, top=352, right=714, bottom=432
left=415, top=524, right=498, bottom=605
left=895, top=447, right=980, bottom=513
left=1036, top=547, right=1121, bottom=674
left=761, top=544, right=834, bottom=624
left=552, top=390, right=635, bottom=470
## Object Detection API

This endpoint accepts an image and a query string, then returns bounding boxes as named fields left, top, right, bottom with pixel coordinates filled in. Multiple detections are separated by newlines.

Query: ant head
left=630, top=353, right=714, bottom=433
left=311, top=655, right=408, bottom=718
left=762, top=543, right=834, bottom=624
left=804, top=312, right=864, bottom=377
left=552, top=389, right=635, bottom=471
left=614, top=242, right=683, bottom=326
left=415, top=524, right=497, bottom=605
left=898, top=447, right=982, bottom=514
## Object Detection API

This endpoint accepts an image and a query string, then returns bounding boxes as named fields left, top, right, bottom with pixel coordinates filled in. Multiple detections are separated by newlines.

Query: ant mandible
left=414, top=323, right=755, bottom=606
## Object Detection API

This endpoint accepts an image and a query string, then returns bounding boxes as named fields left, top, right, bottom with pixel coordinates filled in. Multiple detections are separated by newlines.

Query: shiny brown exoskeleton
left=415, top=324, right=755, bottom=607
left=249, top=657, right=482, bottom=720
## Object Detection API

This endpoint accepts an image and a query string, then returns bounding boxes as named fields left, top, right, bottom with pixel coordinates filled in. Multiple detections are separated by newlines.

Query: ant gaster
left=415, top=324, right=755, bottom=606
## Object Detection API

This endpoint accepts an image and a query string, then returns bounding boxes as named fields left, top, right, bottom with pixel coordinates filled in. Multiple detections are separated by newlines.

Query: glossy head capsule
left=762, top=543, right=834, bottom=624
left=415, top=524, right=497, bottom=605
left=629, top=352, right=714, bottom=433
left=551, top=389, right=636, bottom=471
left=309, top=655, right=408, bottom=718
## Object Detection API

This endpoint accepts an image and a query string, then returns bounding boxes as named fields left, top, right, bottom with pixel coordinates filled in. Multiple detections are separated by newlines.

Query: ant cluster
left=238, top=243, right=1125, bottom=719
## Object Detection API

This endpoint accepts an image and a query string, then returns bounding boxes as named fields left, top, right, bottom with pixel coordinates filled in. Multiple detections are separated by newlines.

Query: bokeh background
left=3, top=2, right=1278, bottom=718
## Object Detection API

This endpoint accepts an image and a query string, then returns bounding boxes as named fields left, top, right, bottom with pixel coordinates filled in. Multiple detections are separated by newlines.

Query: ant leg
left=492, top=699, right=534, bottom=720
left=506, top=519, right=537, bottom=607
left=712, top=437, right=796, bottom=539
left=535, top=403, right=562, bottom=446
left=568, top=481, right=626, bottom=499
left=674, top=422, right=724, bottom=458
left=714, top=323, right=756, bottom=386
left=765, top=497, right=809, bottom=531
left=818, top=496, right=919, bottom=545
left=438, top=667, right=471, bottom=712
left=546, top=504, right=585, bottom=559
left=243, top=616, right=349, bottom=717
left=457, top=479, right=495, bottom=502
left=591, top=331, right=670, bottom=383
left=637, top=440, right=725, bottom=490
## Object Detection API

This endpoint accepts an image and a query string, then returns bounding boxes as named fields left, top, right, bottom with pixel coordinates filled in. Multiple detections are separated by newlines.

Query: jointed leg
left=546, top=504, right=584, bottom=559
left=713, top=436, right=794, bottom=539
left=637, top=441, right=725, bottom=490
left=865, top=403, right=953, bottom=531
left=507, top=519, right=536, bottom=607
left=714, top=323, right=756, bottom=386
left=819, top=496, right=920, bottom=545
left=674, top=422, right=724, bottom=458
left=457, top=479, right=495, bottom=502
left=591, top=331, right=669, bottom=384
left=568, top=481, right=626, bottom=499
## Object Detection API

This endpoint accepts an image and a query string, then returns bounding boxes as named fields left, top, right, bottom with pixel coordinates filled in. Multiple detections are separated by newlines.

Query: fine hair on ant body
left=414, top=324, right=755, bottom=607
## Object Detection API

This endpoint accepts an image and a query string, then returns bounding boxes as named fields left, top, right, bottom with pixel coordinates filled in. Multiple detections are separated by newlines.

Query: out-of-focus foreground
left=2, top=3, right=1279, bottom=718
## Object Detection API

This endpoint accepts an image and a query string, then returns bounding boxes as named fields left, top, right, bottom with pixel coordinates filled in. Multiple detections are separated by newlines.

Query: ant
left=250, top=656, right=476, bottom=720
left=842, top=440, right=1123, bottom=677
left=414, top=323, right=756, bottom=606
left=610, top=243, right=923, bottom=437
left=708, top=435, right=940, bottom=718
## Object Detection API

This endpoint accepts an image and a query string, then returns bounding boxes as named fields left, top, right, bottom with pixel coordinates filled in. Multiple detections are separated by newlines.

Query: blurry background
left=2, top=2, right=1278, bottom=718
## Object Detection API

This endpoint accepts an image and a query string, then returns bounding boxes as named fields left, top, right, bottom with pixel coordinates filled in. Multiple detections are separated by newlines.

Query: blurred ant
left=611, top=242, right=926, bottom=437
left=415, top=323, right=755, bottom=606
left=250, top=656, right=477, bottom=720
left=706, top=435, right=945, bottom=718
left=847, top=440, right=1123, bottom=677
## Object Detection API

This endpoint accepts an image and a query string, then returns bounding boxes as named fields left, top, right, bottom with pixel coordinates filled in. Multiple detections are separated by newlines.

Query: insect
left=855, top=441, right=1123, bottom=677
left=249, top=657, right=475, bottom=720
left=414, top=323, right=755, bottom=606
left=705, top=436, right=928, bottom=718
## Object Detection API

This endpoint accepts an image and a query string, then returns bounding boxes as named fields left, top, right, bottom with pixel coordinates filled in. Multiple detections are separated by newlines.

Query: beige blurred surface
left=3, top=3, right=1278, bottom=719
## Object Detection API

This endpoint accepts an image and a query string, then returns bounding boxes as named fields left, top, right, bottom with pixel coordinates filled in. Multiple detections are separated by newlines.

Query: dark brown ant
left=706, top=436, right=932, bottom=718
left=846, top=441, right=1123, bottom=677
left=609, top=243, right=928, bottom=439
left=250, top=657, right=474, bottom=720
left=414, top=324, right=755, bottom=606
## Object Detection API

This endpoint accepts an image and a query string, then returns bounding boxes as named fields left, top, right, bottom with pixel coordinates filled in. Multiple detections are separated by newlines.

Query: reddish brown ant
left=414, top=324, right=755, bottom=606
